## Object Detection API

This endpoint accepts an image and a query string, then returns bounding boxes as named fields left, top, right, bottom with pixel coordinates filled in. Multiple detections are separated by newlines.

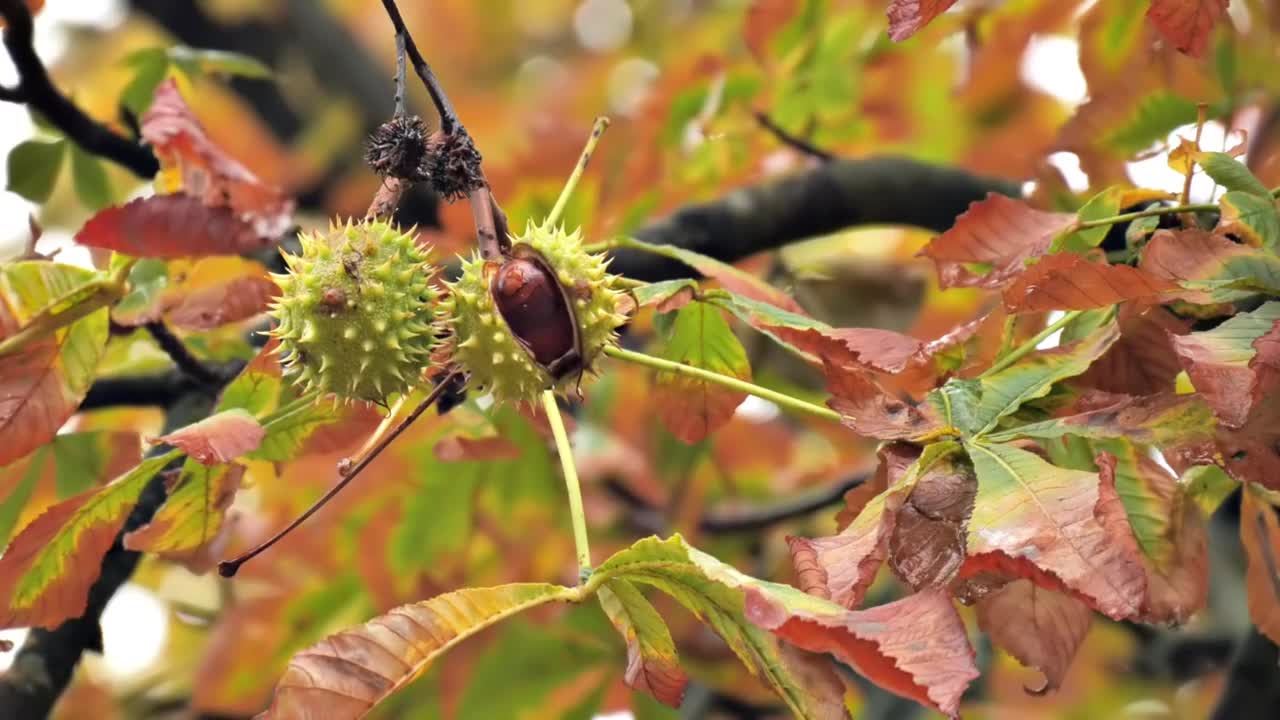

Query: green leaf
left=122, top=460, right=243, bottom=568
left=166, top=46, right=273, bottom=79
left=617, top=236, right=804, bottom=313
left=1183, top=464, right=1238, bottom=515
left=653, top=301, right=751, bottom=443
left=216, top=342, right=341, bottom=462
left=121, top=47, right=170, bottom=115
left=598, top=579, right=688, bottom=707
left=389, top=455, right=481, bottom=576
left=111, top=258, right=170, bottom=325
left=1199, top=152, right=1271, bottom=197
left=1105, top=93, right=1199, bottom=153
left=6, top=138, right=66, bottom=203
left=0, top=451, right=179, bottom=629
left=1095, top=438, right=1173, bottom=563
left=984, top=393, right=1214, bottom=446
left=68, top=144, right=114, bottom=211
left=1219, top=190, right=1280, bottom=252
left=1056, top=185, right=1124, bottom=252
left=0, top=262, right=111, bottom=466
left=941, top=321, right=1120, bottom=437
left=597, top=534, right=976, bottom=718
left=632, top=279, right=697, bottom=309
left=261, top=583, right=580, bottom=719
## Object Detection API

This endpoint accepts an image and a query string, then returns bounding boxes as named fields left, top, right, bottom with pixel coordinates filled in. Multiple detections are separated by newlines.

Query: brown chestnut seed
left=490, top=245, right=584, bottom=380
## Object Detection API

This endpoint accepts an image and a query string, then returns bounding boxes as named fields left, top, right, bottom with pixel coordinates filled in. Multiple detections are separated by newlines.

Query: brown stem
left=145, top=321, right=224, bottom=386
left=366, top=176, right=409, bottom=221
left=753, top=110, right=835, bottom=162
left=217, top=372, right=463, bottom=577
left=378, top=0, right=458, bottom=133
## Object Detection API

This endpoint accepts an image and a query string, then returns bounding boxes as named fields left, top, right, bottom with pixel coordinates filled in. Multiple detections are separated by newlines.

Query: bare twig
left=378, top=0, right=458, bottom=132
left=393, top=31, right=407, bottom=118
left=0, top=0, right=158, bottom=178
left=753, top=110, right=835, bottom=162
left=144, top=321, right=224, bottom=386
left=366, top=177, right=408, bottom=221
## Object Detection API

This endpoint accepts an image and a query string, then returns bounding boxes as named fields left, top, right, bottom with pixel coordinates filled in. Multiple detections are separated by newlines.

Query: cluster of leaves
left=3, top=0, right=1280, bottom=718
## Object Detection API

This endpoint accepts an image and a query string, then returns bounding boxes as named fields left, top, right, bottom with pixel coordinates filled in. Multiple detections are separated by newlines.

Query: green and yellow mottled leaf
left=0, top=451, right=177, bottom=629
left=598, top=579, right=689, bottom=707
left=1219, top=190, right=1280, bottom=252
left=1140, top=228, right=1280, bottom=303
left=123, top=460, right=243, bottom=572
left=1172, top=301, right=1280, bottom=427
left=0, top=261, right=111, bottom=466
left=985, top=392, right=1213, bottom=446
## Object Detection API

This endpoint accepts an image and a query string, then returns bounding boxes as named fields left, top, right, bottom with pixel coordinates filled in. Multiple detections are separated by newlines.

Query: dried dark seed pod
left=425, top=128, right=484, bottom=201
left=365, top=115, right=431, bottom=181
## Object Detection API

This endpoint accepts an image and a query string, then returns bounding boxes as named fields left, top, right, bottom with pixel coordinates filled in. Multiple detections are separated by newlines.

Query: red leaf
left=143, top=79, right=293, bottom=238
left=152, top=409, right=265, bottom=465
left=919, top=193, right=1074, bottom=289
left=744, top=0, right=799, bottom=63
left=1077, top=304, right=1191, bottom=395
left=964, top=442, right=1147, bottom=620
left=165, top=271, right=279, bottom=331
left=1146, top=0, right=1230, bottom=58
left=747, top=587, right=978, bottom=718
left=1241, top=487, right=1280, bottom=645
left=75, top=195, right=276, bottom=258
left=824, top=361, right=944, bottom=440
left=783, top=326, right=924, bottom=373
left=886, top=0, right=961, bottom=42
left=1002, top=253, right=1178, bottom=313
left=1139, top=228, right=1256, bottom=304
left=975, top=581, right=1092, bottom=694
left=1250, top=322, right=1280, bottom=407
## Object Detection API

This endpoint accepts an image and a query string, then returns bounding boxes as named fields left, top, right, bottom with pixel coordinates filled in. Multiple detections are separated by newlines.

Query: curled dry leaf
left=963, top=441, right=1147, bottom=620
left=598, top=579, right=689, bottom=708
left=918, top=193, right=1075, bottom=289
left=823, top=361, right=944, bottom=441
left=1001, top=253, right=1177, bottom=314
left=152, top=408, right=265, bottom=465
left=975, top=580, right=1092, bottom=694
left=1240, top=487, right=1280, bottom=646
left=789, top=443, right=964, bottom=608
left=888, top=458, right=976, bottom=592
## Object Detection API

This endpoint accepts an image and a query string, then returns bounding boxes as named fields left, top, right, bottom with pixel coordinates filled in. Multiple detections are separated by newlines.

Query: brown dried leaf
left=1002, top=253, right=1177, bottom=313
left=918, top=194, right=1074, bottom=289
left=975, top=580, right=1092, bottom=694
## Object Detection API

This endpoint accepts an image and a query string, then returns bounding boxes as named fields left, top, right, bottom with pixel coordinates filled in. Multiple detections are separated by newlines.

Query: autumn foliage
left=3, top=1, right=1280, bottom=719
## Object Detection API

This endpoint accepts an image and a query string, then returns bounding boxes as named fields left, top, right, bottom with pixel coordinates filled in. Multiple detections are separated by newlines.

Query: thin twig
left=378, top=0, right=458, bottom=132
left=393, top=30, right=407, bottom=118
left=366, top=176, right=408, bottom=221
left=217, top=371, right=463, bottom=577
left=0, top=0, right=158, bottom=178
left=144, top=321, right=223, bottom=386
left=753, top=110, right=835, bottom=162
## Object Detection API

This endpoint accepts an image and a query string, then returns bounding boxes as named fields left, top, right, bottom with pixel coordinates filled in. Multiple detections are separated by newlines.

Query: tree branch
left=1211, top=628, right=1280, bottom=719
left=604, top=471, right=868, bottom=535
left=0, top=0, right=158, bottom=178
left=144, top=322, right=225, bottom=387
left=610, top=156, right=1020, bottom=281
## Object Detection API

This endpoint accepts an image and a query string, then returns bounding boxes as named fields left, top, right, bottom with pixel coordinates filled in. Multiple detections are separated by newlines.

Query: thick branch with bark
left=612, top=156, right=1020, bottom=281
left=0, top=0, right=158, bottom=178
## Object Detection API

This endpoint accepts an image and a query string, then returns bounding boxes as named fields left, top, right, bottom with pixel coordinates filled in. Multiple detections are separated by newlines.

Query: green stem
left=545, top=117, right=610, bottom=228
left=542, top=389, right=592, bottom=579
left=603, top=345, right=842, bottom=423
left=1074, top=182, right=1280, bottom=229
left=981, top=310, right=1082, bottom=377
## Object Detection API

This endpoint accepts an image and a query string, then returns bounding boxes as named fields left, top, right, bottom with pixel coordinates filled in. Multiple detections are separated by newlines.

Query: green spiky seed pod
left=446, top=220, right=628, bottom=404
left=270, top=219, right=440, bottom=404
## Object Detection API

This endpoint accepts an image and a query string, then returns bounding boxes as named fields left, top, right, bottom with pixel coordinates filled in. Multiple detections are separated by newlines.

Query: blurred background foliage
left=2, top=0, right=1278, bottom=718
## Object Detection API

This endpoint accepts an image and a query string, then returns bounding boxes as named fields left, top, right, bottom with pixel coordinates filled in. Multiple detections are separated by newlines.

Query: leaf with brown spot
left=986, top=391, right=1214, bottom=446
left=1002, top=253, right=1177, bottom=313
left=152, top=408, right=265, bottom=465
left=1146, top=0, right=1230, bottom=58
left=597, top=579, right=689, bottom=708
left=886, top=0, right=961, bottom=42
left=653, top=302, right=751, bottom=444
left=123, top=461, right=244, bottom=574
left=1139, top=229, right=1280, bottom=304
left=888, top=456, right=976, bottom=592
left=975, top=580, right=1092, bottom=694
left=963, top=440, right=1147, bottom=620
left=789, top=442, right=964, bottom=608
left=1240, top=486, right=1280, bottom=645
left=918, top=194, right=1075, bottom=289
left=823, top=361, right=945, bottom=441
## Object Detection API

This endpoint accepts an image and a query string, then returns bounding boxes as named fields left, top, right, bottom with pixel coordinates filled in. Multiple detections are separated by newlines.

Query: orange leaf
left=963, top=441, right=1147, bottom=620
left=744, top=0, right=799, bottom=63
left=886, top=0, right=961, bottom=42
left=1002, top=253, right=1178, bottom=313
left=1146, top=0, right=1230, bottom=58
left=75, top=195, right=276, bottom=258
left=975, top=580, right=1092, bottom=694
left=653, top=303, right=751, bottom=444
left=1240, top=486, right=1280, bottom=645
left=163, top=258, right=279, bottom=330
left=747, top=587, right=978, bottom=718
left=152, top=409, right=264, bottom=465
left=1171, top=303, right=1280, bottom=428
left=919, top=193, right=1075, bottom=289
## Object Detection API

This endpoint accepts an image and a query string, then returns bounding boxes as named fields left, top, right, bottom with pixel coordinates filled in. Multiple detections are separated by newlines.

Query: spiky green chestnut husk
left=269, top=219, right=440, bottom=404
left=446, top=221, right=628, bottom=404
